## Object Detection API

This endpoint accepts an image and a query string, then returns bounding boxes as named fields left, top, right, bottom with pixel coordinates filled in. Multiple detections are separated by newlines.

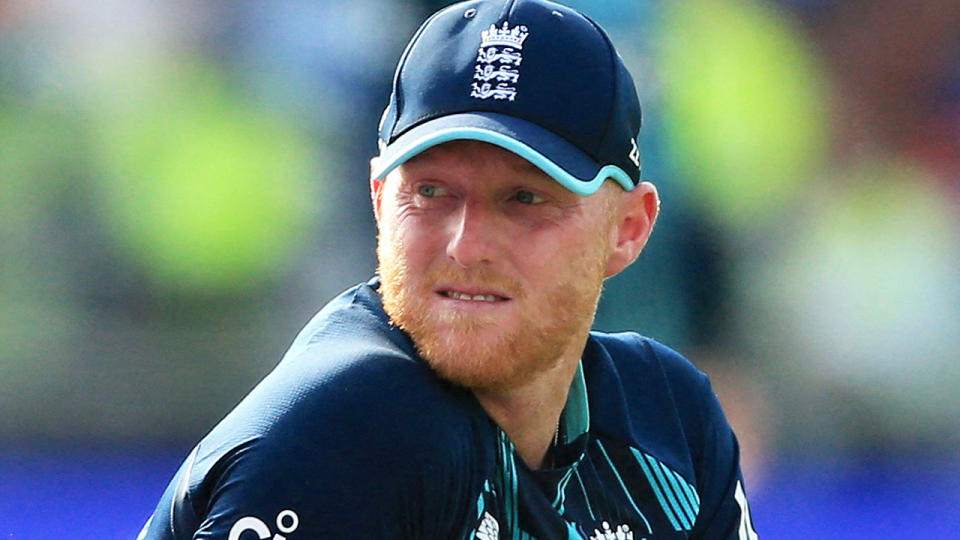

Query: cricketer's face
left=372, top=141, right=621, bottom=391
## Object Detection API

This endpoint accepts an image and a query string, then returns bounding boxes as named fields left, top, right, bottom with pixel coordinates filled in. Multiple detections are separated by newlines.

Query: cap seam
left=388, top=8, right=449, bottom=142
left=586, top=15, right=619, bottom=164
left=502, top=0, right=519, bottom=20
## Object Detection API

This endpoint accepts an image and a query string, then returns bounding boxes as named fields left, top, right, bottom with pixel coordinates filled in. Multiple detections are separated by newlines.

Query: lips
left=435, top=281, right=512, bottom=303
left=441, top=291, right=507, bottom=302
left=431, top=272, right=519, bottom=304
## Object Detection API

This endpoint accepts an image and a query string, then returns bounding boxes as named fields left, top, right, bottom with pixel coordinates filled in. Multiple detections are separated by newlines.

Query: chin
left=415, top=324, right=551, bottom=390
left=384, top=290, right=589, bottom=390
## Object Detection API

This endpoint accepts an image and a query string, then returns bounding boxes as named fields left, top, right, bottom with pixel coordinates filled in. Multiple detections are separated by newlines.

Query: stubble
left=377, top=227, right=609, bottom=391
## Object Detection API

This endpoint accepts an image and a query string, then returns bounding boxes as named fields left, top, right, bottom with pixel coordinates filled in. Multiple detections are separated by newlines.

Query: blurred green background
left=2, top=0, right=959, bottom=537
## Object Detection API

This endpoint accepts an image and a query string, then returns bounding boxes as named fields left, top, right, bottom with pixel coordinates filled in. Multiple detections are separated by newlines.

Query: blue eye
left=418, top=185, right=437, bottom=197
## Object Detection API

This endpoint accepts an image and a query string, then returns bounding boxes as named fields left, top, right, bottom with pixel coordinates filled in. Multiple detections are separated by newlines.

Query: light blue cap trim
left=372, top=127, right=636, bottom=195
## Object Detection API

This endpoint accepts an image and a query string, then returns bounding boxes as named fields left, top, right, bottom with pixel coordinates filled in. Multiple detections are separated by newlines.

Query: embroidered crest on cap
left=471, top=21, right=529, bottom=101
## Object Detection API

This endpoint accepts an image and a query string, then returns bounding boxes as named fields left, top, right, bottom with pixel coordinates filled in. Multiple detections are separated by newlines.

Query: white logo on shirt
left=474, top=511, right=501, bottom=540
left=590, top=521, right=634, bottom=540
left=228, top=510, right=300, bottom=540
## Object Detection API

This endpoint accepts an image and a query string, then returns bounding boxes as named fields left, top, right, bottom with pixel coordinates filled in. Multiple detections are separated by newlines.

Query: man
left=140, top=0, right=758, bottom=538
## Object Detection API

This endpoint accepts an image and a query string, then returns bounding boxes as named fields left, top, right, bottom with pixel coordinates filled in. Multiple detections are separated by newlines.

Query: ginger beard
left=377, top=222, right=612, bottom=391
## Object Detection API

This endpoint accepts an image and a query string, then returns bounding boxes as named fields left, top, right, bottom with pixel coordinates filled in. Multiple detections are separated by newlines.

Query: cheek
left=527, top=226, right=610, bottom=283
left=383, top=214, right=441, bottom=266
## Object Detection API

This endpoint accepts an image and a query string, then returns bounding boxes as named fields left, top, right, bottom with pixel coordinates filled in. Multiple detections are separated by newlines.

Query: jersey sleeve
left=687, top=371, right=759, bottom=539
left=139, top=350, right=485, bottom=539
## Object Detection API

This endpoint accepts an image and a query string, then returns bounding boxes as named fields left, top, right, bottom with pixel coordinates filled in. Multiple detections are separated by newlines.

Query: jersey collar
left=559, top=361, right=590, bottom=445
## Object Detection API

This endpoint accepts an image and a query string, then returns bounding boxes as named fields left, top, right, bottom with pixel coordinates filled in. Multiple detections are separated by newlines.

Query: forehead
left=401, top=140, right=545, bottom=178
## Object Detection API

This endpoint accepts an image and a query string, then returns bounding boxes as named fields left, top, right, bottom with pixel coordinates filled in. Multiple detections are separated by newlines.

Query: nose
left=446, top=201, right=502, bottom=268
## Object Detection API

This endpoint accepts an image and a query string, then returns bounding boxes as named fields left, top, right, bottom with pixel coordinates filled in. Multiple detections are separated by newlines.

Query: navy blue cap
left=372, top=0, right=642, bottom=194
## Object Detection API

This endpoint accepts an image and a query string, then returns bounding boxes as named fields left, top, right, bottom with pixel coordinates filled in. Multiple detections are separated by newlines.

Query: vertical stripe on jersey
left=498, top=430, right=521, bottom=540
left=595, top=440, right=653, bottom=534
left=673, top=467, right=701, bottom=513
left=645, top=453, right=691, bottom=530
left=564, top=520, right=584, bottom=540
left=634, top=451, right=683, bottom=531
left=552, top=463, right=582, bottom=513
left=656, top=460, right=698, bottom=526
left=573, top=468, right=597, bottom=521
left=629, top=448, right=700, bottom=532
left=469, top=479, right=494, bottom=540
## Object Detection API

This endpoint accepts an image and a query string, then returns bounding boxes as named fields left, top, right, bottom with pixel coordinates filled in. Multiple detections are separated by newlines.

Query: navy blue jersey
left=140, top=279, right=757, bottom=539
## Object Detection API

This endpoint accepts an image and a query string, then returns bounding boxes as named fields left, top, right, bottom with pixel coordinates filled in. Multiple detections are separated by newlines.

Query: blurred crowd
left=2, top=0, right=959, bottom=498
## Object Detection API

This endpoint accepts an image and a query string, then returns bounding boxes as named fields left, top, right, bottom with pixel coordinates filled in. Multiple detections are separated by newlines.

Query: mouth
left=435, top=282, right=512, bottom=303
left=440, top=291, right=508, bottom=302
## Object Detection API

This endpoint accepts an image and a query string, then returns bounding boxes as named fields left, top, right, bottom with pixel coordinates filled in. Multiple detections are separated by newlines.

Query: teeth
left=445, top=291, right=500, bottom=302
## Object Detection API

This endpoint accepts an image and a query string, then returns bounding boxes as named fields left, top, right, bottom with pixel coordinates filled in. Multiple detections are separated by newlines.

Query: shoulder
left=584, top=332, right=723, bottom=472
left=158, top=282, right=491, bottom=537
left=215, top=280, right=481, bottom=465
left=587, top=331, right=711, bottom=398
left=584, top=333, right=755, bottom=538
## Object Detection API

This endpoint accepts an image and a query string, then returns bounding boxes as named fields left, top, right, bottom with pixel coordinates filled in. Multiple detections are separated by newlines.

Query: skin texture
left=371, top=140, right=659, bottom=468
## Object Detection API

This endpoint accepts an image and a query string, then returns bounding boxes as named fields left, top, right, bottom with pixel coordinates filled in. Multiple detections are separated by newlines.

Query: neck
left=472, top=343, right=584, bottom=470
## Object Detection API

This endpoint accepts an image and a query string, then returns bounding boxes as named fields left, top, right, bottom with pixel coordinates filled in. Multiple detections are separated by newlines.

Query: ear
left=604, top=181, right=660, bottom=278
left=370, top=158, right=386, bottom=225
